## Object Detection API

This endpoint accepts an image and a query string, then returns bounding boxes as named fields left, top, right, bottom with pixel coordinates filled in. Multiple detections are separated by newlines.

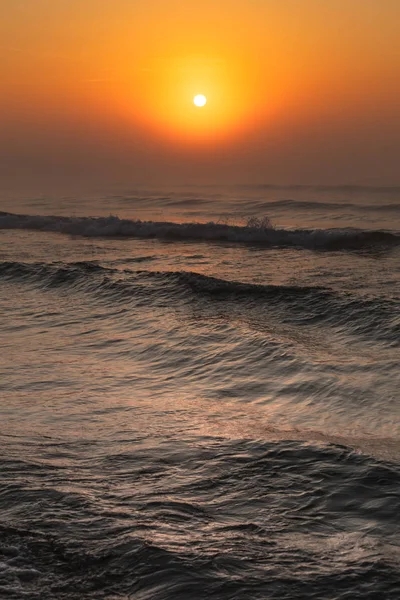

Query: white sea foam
left=0, top=211, right=398, bottom=250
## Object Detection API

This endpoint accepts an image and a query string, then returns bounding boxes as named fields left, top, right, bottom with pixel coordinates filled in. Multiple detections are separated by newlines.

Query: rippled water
left=0, top=186, right=399, bottom=599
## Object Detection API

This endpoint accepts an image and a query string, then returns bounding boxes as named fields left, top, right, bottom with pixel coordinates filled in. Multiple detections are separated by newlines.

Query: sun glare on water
left=194, top=94, right=207, bottom=107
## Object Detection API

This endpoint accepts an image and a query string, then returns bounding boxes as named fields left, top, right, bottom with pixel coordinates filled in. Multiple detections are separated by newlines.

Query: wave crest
left=1, top=211, right=399, bottom=250
left=1, top=262, right=398, bottom=344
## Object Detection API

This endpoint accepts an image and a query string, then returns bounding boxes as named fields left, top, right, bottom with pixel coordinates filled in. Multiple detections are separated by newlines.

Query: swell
left=0, top=261, right=145, bottom=304
left=169, top=270, right=399, bottom=343
left=256, top=199, right=400, bottom=212
left=1, top=211, right=399, bottom=250
left=238, top=183, right=400, bottom=194
left=1, top=261, right=398, bottom=344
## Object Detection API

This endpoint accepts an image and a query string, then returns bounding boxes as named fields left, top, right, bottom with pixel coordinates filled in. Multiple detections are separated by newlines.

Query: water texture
left=0, top=185, right=399, bottom=599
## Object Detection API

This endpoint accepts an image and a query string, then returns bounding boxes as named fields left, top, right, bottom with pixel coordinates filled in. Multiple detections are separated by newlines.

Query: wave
left=237, top=183, right=400, bottom=194
left=257, top=199, right=400, bottom=212
left=1, top=211, right=399, bottom=250
left=1, top=262, right=398, bottom=344
left=0, top=440, right=399, bottom=599
left=166, top=270, right=400, bottom=344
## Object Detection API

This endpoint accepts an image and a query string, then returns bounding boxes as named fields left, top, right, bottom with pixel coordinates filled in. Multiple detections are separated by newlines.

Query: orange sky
left=1, top=0, right=399, bottom=187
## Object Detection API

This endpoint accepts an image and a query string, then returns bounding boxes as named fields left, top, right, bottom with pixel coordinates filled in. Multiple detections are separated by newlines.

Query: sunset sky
left=1, top=0, right=399, bottom=187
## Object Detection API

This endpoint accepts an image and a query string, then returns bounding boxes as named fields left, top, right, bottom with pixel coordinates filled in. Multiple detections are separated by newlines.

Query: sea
left=0, top=184, right=399, bottom=599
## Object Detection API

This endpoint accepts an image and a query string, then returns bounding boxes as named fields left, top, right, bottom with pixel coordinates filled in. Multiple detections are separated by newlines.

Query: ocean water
left=0, top=185, right=399, bottom=599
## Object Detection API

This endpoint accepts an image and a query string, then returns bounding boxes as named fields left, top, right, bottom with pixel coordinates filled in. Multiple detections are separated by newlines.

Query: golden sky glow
left=1, top=0, right=399, bottom=186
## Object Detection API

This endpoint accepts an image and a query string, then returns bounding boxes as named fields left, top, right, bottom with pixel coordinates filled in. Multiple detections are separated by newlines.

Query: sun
left=193, top=94, right=207, bottom=107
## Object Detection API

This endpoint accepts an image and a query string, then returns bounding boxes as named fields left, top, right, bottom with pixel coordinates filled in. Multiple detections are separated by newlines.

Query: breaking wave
left=1, top=211, right=399, bottom=250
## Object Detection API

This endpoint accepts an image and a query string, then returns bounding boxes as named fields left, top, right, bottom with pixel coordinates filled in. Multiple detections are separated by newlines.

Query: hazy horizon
left=1, top=4, right=400, bottom=597
left=1, top=1, right=400, bottom=189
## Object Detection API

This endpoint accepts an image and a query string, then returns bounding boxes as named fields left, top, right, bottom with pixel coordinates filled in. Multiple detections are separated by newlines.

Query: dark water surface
left=0, top=186, right=399, bottom=598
